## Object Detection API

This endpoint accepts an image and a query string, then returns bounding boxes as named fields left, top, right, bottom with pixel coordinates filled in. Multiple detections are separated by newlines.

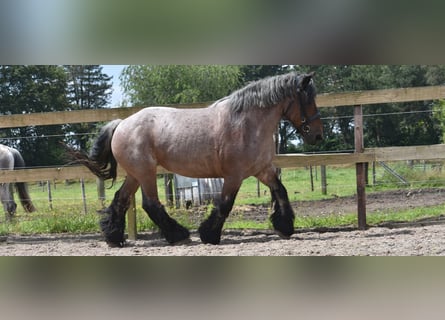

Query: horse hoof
left=275, top=230, right=292, bottom=240
left=270, top=214, right=294, bottom=240
left=198, top=219, right=223, bottom=245
left=198, top=230, right=221, bottom=245
left=200, top=238, right=221, bottom=245
left=164, top=226, right=190, bottom=245
left=170, top=237, right=192, bottom=246
left=106, top=240, right=125, bottom=248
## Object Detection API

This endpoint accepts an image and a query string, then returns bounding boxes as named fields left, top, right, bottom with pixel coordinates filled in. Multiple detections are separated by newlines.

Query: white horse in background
left=0, top=144, right=36, bottom=219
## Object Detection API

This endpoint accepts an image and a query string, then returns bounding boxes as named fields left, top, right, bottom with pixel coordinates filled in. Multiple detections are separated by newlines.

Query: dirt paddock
left=1, top=188, right=445, bottom=256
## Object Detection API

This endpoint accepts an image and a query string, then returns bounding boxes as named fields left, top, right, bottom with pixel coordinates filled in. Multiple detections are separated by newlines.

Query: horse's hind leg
left=141, top=193, right=190, bottom=244
left=256, top=166, right=295, bottom=239
left=198, top=178, right=242, bottom=244
left=100, top=176, right=139, bottom=247
left=1, top=183, right=17, bottom=221
left=140, top=177, right=190, bottom=245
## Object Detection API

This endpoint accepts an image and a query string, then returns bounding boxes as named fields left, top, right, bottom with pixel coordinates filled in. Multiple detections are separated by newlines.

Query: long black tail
left=10, top=148, right=36, bottom=213
left=68, top=119, right=122, bottom=184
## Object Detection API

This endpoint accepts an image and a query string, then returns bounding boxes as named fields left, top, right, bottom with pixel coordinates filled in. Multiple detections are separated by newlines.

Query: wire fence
left=9, top=158, right=444, bottom=220
left=1, top=101, right=444, bottom=165
left=1, top=99, right=445, bottom=220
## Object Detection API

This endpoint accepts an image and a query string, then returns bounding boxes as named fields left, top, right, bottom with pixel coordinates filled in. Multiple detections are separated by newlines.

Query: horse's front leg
left=256, top=166, right=295, bottom=239
left=198, top=178, right=242, bottom=245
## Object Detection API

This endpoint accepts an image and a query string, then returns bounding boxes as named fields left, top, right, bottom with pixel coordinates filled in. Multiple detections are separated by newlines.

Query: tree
left=65, top=65, right=112, bottom=110
left=0, top=65, right=70, bottom=166
left=121, top=65, right=240, bottom=105
left=64, top=65, right=113, bottom=150
left=121, top=65, right=242, bottom=206
left=122, top=65, right=444, bottom=153
left=426, top=66, right=445, bottom=143
left=239, top=65, right=290, bottom=83
left=294, top=65, right=442, bottom=152
left=368, top=65, right=441, bottom=147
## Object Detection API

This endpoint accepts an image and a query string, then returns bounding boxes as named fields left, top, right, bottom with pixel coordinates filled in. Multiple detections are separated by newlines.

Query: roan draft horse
left=71, top=72, right=323, bottom=247
left=0, top=144, right=36, bottom=219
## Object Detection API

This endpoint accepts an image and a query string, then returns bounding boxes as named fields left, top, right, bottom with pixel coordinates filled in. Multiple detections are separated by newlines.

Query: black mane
left=227, top=72, right=316, bottom=112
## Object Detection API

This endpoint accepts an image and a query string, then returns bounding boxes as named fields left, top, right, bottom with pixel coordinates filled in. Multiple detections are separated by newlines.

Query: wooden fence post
left=164, top=173, right=174, bottom=207
left=127, top=194, right=137, bottom=241
left=355, top=105, right=367, bottom=230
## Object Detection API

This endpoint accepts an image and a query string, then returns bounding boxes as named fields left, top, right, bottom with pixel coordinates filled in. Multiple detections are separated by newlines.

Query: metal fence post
left=80, top=178, right=87, bottom=214
left=97, top=178, right=105, bottom=208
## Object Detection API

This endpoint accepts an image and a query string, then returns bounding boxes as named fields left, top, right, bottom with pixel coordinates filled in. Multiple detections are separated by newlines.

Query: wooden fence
left=1, top=85, right=445, bottom=238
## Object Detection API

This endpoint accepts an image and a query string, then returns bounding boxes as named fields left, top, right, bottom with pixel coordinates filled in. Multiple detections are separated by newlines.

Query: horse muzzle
left=303, top=131, right=323, bottom=145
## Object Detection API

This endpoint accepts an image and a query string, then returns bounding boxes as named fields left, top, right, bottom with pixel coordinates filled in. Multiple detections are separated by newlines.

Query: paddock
left=2, top=213, right=445, bottom=255
left=1, top=85, right=445, bottom=244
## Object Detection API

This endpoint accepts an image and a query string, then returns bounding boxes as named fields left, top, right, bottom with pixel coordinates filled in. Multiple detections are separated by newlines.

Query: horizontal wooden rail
left=273, top=153, right=374, bottom=167
left=2, top=144, right=444, bottom=183
left=0, top=107, right=143, bottom=129
left=366, top=144, right=445, bottom=162
left=1, top=85, right=445, bottom=129
left=0, top=103, right=208, bottom=129
left=316, top=85, right=445, bottom=107
left=0, top=165, right=169, bottom=183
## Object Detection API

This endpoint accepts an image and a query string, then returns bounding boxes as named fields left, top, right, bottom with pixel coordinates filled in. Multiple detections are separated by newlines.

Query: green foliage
left=433, top=100, right=445, bottom=143
left=64, top=65, right=113, bottom=150
left=366, top=205, right=445, bottom=226
left=65, top=65, right=112, bottom=110
left=239, top=65, right=291, bottom=83
left=2, top=64, right=444, bottom=164
left=297, top=65, right=443, bottom=152
left=0, top=65, right=70, bottom=166
left=121, top=65, right=241, bottom=105
left=0, top=65, right=114, bottom=165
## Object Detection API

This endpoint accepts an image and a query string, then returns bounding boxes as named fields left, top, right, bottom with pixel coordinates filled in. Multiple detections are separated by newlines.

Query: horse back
left=0, top=145, right=15, bottom=170
left=111, top=105, right=274, bottom=179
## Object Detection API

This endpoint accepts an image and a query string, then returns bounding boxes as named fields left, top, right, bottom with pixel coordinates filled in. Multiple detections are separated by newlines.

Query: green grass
left=1, top=162, right=445, bottom=236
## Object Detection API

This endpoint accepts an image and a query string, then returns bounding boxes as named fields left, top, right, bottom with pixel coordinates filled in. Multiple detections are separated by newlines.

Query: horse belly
left=158, top=149, right=222, bottom=178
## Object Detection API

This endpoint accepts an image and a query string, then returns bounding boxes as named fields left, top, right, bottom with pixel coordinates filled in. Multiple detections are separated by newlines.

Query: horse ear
left=300, top=72, right=315, bottom=90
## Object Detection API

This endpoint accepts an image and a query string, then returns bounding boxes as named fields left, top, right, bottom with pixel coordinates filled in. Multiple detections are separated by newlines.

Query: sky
left=101, top=65, right=127, bottom=107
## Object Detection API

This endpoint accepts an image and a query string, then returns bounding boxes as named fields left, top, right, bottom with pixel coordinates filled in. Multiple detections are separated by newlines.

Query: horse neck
left=251, top=100, right=288, bottom=133
left=222, top=99, right=287, bottom=136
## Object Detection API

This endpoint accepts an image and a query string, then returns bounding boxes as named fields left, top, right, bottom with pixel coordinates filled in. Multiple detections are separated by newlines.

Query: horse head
left=283, top=72, right=323, bottom=145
